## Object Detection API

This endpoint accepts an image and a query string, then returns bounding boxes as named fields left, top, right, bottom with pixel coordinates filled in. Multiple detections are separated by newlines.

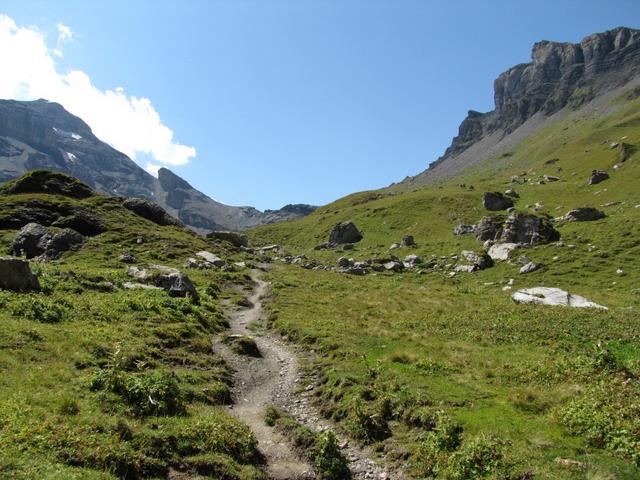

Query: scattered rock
left=619, top=142, right=634, bottom=162
left=337, top=257, right=353, bottom=268
left=454, top=264, right=477, bottom=273
left=0, top=257, right=40, bottom=291
left=123, top=281, right=162, bottom=291
left=402, top=235, right=415, bottom=247
left=588, top=170, right=609, bottom=185
left=461, top=250, right=493, bottom=270
left=512, top=287, right=607, bottom=309
left=43, top=228, right=85, bottom=260
left=127, top=265, right=199, bottom=301
left=504, top=189, right=519, bottom=198
left=389, top=243, right=401, bottom=250
left=543, top=158, right=559, bottom=166
left=453, top=224, right=475, bottom=236
left=206, top=230, right=249, bottom=248
left=383, top=261, right=404, bottom=272
left=122, top=198, right=183, bottom=227
left=488, top=243, right=519, bottom=261
left=554, top=458, right=586, bottom=469
left=118, top=253, right=137, bottom=264
left=560, top=207, right=606, bottom=222
left=404, top=254, right=422, bottom=267
left=544, top=175, right=560, bottom=182
left=483, top=191, right=514, bottom=211
left=519, top=262, right=539, bottom=274
left=196, top=251, right=227, bottom=267
left=328, top=221, right=363, bottom=244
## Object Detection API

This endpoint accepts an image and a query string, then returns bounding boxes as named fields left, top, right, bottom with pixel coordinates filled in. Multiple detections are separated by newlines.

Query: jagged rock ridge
left=0, top=99, right=315, bottom=231
left=403, top=26, right=640, bottom=186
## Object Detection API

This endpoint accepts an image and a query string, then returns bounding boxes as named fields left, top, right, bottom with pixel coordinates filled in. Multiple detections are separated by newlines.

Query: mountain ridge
left=400, top=26, right=640, bottom=188
left=0, top=98, right=315, bottom=231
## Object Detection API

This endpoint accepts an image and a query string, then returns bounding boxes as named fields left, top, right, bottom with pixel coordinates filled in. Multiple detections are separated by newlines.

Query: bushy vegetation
left=265, top=407, right=350, bottom=479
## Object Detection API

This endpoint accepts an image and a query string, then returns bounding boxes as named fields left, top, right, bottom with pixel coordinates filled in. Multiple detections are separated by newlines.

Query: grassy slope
left=0, top=190, right=265, bottom=479
left=249, top=89, right=640, bottom=478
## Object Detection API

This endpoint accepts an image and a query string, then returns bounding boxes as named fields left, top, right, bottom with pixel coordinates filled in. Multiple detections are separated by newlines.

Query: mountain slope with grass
left=0, top=171, right=272, bottom=479
left=248, top=38, right=640, bottom=478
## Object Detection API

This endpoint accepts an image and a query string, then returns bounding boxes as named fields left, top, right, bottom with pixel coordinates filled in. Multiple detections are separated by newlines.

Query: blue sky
left=2, top=1, right=640, bottom=209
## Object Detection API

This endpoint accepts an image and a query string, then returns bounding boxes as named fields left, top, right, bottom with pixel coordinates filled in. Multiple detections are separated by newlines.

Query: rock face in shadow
left=0, top=257, right=40, bottom=291
left=328, top=221, right=363, bottom=244
left=0, top=100, right=315, bottom=231
left=403, top=27, right=640, bottom=186
left=122, top=198, right=183, bottom=227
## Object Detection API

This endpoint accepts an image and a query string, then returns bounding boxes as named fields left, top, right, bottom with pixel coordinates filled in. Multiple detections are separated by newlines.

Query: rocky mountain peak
left=407, top=26, right=640, bottom=183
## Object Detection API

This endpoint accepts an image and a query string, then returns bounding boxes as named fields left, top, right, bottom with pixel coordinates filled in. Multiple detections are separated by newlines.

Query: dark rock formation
left=483, top=192, right=514, bottom=211
left=328, top=221, right=363, bottom=244
left=122, top=198, right=183, bottom=227
left=51, top=209, right=105, bottom=236
left=453, top=224, right=476, bottom=236
left=588, top=170, right=609, bottom=185
left=206, top=230, right=249, bottom=248
left=0, top=257, right=40, bottom=291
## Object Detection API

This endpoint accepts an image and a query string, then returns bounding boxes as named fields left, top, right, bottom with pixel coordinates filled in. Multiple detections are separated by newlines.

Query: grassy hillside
left=250, top=88, right=640, bottom=478
left=0, top=181, right=265, bottom=479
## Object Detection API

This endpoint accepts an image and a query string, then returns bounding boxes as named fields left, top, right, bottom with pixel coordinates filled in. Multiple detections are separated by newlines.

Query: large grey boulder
left=10, top=223, right=51, bottom=258
left=127, top=265, right=199, bottom=301
left=483, top=192, right=514, bottom=211
left=512, top=287, right=607, bottom=309
left=488, top=243, right=519, bottom=261
left=502, top=213, right=560, bottom=245
left=0, top=257, right=40, bottom=291
left=328, top=221, right=363, bottom=244
left=206, top=230, right=249, bottom=248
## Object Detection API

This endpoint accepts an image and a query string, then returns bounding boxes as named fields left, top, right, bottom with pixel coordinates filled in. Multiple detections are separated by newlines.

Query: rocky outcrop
left=588, top=170, right=609, bottom=185
left=10, top=222, right=84, bottom=260
left=207, top=231, right=249, bottom=248
left=328, top=222, right=363, bottom=244
left=483, top=192, right=514, bottom=211
left=0, top=257, right=40, bottom=291
left=403, top=27, right=640, bottom=186
left=473, top=213, right=559, bottom=245
left=122, top=198, right=183, bottom=227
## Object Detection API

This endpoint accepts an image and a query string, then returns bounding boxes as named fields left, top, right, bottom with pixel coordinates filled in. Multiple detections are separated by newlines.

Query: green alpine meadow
left=0, top=8, right=639, bottom=480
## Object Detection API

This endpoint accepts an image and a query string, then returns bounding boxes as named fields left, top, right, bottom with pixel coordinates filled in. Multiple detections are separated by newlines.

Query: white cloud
left=0, top=14, right=196, bottom=168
